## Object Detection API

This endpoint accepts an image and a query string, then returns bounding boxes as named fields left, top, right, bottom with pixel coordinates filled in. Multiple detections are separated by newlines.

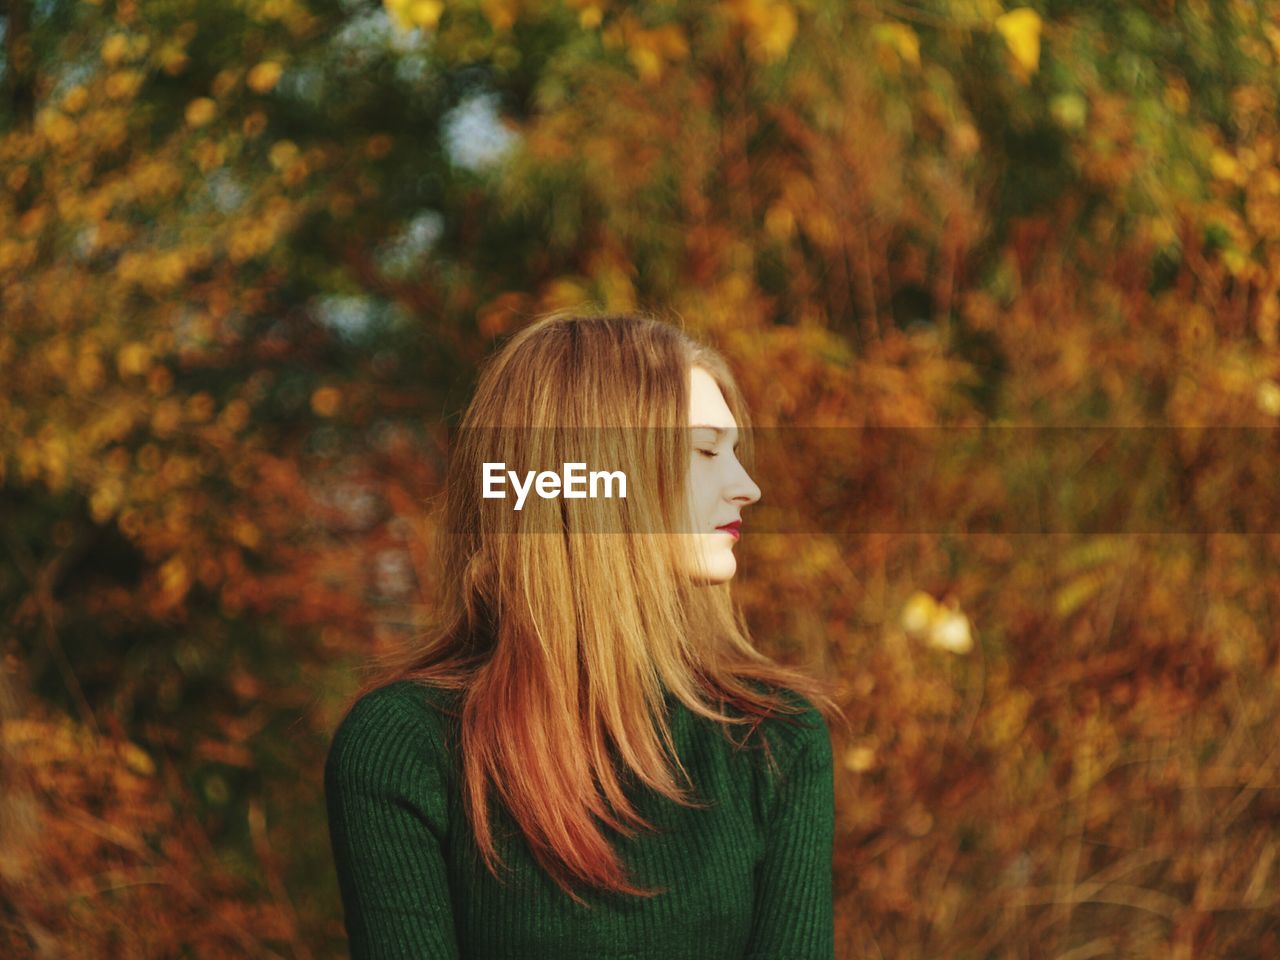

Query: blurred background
left=3, top=0, right=1280, bottom=956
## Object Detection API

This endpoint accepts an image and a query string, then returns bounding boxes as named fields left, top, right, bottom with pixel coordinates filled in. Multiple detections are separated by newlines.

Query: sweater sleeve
left=324, top=685, right=461, bottom=960
left=743, top=700, right=836, bottom=960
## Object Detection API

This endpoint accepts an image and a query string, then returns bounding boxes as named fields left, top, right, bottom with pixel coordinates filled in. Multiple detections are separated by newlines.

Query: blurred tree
left=2, top=0, right=1280, bottom=956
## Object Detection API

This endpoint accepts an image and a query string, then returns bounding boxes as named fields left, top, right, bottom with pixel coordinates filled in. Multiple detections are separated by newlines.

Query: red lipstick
left=716, top=520, right=741, bottom=540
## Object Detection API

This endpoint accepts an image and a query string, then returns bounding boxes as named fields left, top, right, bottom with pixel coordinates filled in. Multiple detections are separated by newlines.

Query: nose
left=727, top=465, right=761, bottom=506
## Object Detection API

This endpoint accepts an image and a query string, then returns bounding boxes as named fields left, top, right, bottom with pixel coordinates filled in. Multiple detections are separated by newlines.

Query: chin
left=696, top=552, right=738, bottom=584
left=678, top=534, right=739, bottom=584
left=700, top=570, right=736, bottom=585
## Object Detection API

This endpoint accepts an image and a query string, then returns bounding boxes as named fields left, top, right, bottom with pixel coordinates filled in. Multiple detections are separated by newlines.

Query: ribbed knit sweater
left=324, top=679, right=835, bottom=959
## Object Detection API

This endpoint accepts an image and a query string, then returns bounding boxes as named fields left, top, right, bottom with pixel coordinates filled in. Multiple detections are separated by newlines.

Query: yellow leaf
left=1210, top=149, right=1241, bottom=182
left=757, top=3, right=797, bottom=62
left=185, top=97, right=216, bottom=127
left=247, top=61, right=283, bottom=93
left=117, top=342, right=152, bottom=377
left=654, top=24, right=689, bottom=59
left=802, top=208, right=838, bottom=248
left=764, top=203, right=795, bottom=239
left=601, top=22, right=625, bottom=49
left=310, top=386, right=341, bottom=416
left=90, top=478, right=125, bottom=523
left=159, top=556, right=190, bottom=600
left=903, top=591, right=974, bottom=654
left=1049, top=92, right=1086, bottom=129
left=542, top=278, right=587, bottom=310
left=843, top=745, right=876, bottom=772
left=1053, top=569, right=1107, bottom=618
left=482, top=0, right=515, bottom=31
left=101, top=33, right=130, bottom=67
left=952, top=0, right=1004, bottom=21
left=41, top=435, right=70, bottom=492
left=160, top=45, right=191, bottom=76
left=386, top=0, right=414, bottom=29
left=985, top=688, right=1033, bottom=747
left=873, top=22, right=920, bottom=68
left=995, top=7, right=1041, bottom=79
left=37, top=110, right=76, bottom=147
left=950, top=121, right=981, bottom=156
left=1060, top=536, right=1127, bottom=574
left=1256, top=380, right=1280, bottom=417
left=233, top=518, right=262, bottom=550
left=627, top=44, right=663, bottom=83
left=0, top=719, right=54, bottom=749
left=1223, top=247, right=1249, bottom=277
left=220, top=398, right=251, bottom=433
left=900, top=590, right=938, bottom=637
left=78, top=350, right=105, bottom=391
left=211, top=68, right=240, bottom=97
left=119, top=742, right=155, bottom=777
left=269, top=139, right=300, bottom=170
left=105, top=69, right=143, bottom=100
left=62, top=85, right=89, bottom=114
left=1164, top=78, right=1189, bottom=114
left=927, top=609, right=973, bottom=654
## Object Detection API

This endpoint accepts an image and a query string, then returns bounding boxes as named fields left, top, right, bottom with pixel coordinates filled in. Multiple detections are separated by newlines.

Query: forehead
left=688, top=366, right=736, bottom=427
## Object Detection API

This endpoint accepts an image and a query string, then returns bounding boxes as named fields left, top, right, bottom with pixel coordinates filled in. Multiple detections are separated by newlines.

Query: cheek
left=686, top=469, right=718, bottom=524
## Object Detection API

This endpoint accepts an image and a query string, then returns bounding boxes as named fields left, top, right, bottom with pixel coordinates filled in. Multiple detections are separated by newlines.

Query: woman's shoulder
left=743, top=682, right=832, bottom=772
left=324, top=679, right=458, bottom=836
left=343, top=677, right=460, bottom=719
left=736, top=685, right=833, bottom=828
left=325, top=679, right=461, bottom=784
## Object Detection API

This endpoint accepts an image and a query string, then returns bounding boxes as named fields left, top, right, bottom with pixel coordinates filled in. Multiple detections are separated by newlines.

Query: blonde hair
left=354, top=310, right=844, bottom=905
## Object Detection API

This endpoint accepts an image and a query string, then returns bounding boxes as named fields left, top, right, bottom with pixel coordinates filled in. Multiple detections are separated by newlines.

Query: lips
left=716, top=520, right=742, bottom=539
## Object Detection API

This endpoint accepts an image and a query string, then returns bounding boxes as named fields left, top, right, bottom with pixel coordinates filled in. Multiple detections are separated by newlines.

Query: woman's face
left=680, top=366, right=761, bottom=584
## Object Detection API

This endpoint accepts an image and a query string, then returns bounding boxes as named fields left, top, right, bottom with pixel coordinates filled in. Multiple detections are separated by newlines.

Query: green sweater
left=324, top=679, right=835, bottom=959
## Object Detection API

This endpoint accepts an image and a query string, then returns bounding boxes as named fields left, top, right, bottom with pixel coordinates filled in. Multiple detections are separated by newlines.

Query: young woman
left=325, top=312, right=845, bottom=959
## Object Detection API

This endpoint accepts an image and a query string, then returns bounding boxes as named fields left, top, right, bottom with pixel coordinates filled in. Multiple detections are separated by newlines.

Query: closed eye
left=696, top=449, right=719, bottom=459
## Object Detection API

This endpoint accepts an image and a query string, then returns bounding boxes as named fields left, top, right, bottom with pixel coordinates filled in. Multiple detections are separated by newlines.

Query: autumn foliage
left=3, top=0, right=1280, bottom=956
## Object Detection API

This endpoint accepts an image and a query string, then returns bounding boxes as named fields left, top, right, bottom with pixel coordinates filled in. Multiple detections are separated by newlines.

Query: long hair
left=348, top=310, right=845, bottom=906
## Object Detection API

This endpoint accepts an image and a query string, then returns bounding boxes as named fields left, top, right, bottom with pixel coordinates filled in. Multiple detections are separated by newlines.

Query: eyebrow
left=690, top=424, right=741, bottom=445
